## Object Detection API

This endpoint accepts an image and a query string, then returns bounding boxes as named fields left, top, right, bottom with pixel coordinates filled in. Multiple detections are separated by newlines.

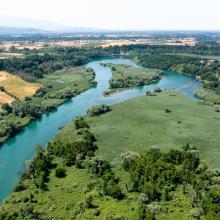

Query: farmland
left=0, top=67, right=95, bottom=144
left=0, top=71, right=41, bottom=100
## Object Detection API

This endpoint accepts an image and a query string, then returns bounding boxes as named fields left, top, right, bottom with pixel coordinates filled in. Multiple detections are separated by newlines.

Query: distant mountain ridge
left=0, top=25, right=109, bottom=35
left=0, top=26, right=49, bottom=35
left=0, top=16, right=108, bottom=34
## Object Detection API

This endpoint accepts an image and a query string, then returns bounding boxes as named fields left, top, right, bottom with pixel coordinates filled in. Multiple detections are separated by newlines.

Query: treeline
left=1, top=41, right=220, bottom=82
left=137, top=54, right=220, bottom=95
left=120, top=42, right=220, bottom=56
left=122, top=146, right=220, bottom=219
left=0, top=47, right=120, bottom=81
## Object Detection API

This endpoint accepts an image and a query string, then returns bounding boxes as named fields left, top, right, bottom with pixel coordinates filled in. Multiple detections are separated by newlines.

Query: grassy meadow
left=1, top=90, right=220, bottom=219
left=87, top=91, right=220, bottom=168
left=42, top=67, right=94, bottom=97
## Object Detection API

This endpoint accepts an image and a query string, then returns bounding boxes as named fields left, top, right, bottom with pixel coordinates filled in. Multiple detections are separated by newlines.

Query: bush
left=14, top=182, right=27, bottom=192
left=88, top=156, right=111, bottom=177
left=74, top=117, right=89, bottom=130
left=121, top=151, right=140, bottom=170
left=55, top=166, right=66, bottom=178
left=164, top=108, right=172, bottom=113
left=85, top=195, right=94, bottom=208
left=154, top=87, right=162, bottom=93
left=1, top=103, right=12, bottom=114
left=104, top=183, right=124, bottom=200
left=87, top=104, right=111, bottom=116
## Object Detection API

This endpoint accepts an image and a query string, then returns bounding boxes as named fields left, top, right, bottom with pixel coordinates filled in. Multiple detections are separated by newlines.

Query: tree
left=1, top=103, right=12, bottom=114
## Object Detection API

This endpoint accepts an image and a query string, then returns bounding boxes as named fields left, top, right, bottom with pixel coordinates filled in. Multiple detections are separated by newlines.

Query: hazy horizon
left=0, top=0, right=220, bottom=31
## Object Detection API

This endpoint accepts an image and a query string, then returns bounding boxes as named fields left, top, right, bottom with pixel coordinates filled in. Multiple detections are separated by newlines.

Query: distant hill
left=0, top=26, right=49, bottom=35
left=0, top=16, right=108, bottom=34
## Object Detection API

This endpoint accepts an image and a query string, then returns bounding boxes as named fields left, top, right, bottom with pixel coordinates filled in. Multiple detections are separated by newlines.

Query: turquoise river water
left=0, top=58, right=202, bottom=202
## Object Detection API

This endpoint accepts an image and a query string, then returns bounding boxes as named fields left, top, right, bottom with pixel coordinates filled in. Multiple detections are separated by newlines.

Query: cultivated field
left=0, top=52, right=24, bottom=59
left=0, top=38, right=197, bottom=51
left=0, top=91, right=14, bottom=105
left=100, top=38, right=197, bottom=47
left=0, top=71, right=41, bottom=100
left=0, top=40, right=99, bottom=50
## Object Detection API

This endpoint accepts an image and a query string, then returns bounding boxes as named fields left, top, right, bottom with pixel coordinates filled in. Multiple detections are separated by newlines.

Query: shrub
left=214, top=105, right=220, bottom=112
left=154, top=87, right=162, bottom=93
left=1, top=103, right=12, bottom=114
left=14, top=182, right=27, bottom=192
left=121, top=151, right=140, bottom=170
left=102, top=174, right=124, bottom=200
left=87, top=104, right=111, bottom=116
left=146, top=91, right=152, bottom=96
left=164, top=108, right=172, bottom=113
left=55, top=166, right=66, bottom=178
left=85, top=195, right=94, bottom=208
left=88, top=156, right=111, bottom=177
left=74, top=117, right=89, bottom=130
left=0, top=86, right=5, bottom=91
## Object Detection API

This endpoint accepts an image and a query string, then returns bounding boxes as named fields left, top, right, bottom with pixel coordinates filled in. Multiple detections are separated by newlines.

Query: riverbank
left=0, top=67, right=96, bottom=145
left=134, top=53, right=220, bottom=105
left=0, top=58, right=203, bottom=203
left=101, top=63, right=161, bottom=97
left=1, top=90, right=220, bottom=219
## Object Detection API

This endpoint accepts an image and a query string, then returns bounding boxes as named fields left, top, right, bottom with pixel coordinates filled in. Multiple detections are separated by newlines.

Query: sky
left=0, top=0, right=220, bottom=30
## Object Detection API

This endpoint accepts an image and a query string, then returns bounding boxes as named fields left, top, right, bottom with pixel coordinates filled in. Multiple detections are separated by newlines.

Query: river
left=0, top=58, right=202, bottom=202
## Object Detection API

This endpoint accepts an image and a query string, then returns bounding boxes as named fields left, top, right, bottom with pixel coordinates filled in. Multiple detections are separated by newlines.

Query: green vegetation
left=166, top=53, right=220, bottom=61
left=103, top=63, right=161, bottom=90
left=136, top=54, right=220, bottom=103
left=0, top=99, right=219, bottom=219
left=0, top=67, right=95, bottom=144
left=87, top=104, right=111, bottom=116
left=88, top=91, right=220, bottom=168
left=1, top=36, right=220, bottom=219
left=0, top=47, right=121, bottom=81
left=195, top=88, right=220, bottom=105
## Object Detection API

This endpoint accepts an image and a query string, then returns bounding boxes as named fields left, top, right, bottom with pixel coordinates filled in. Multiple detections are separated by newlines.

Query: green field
left=0, top=67, right=95, bottom=144
left=41, top=67, right=95, bottom=97
left=103, top=64, right=161, bottom=92
left=1, top=90, right=220, bottom=219
left=88, top=91, right=220, bottom=168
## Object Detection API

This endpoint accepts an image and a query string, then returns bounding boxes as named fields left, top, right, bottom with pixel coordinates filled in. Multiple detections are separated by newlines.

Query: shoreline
left=0, top=82, right=97, bottom=146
